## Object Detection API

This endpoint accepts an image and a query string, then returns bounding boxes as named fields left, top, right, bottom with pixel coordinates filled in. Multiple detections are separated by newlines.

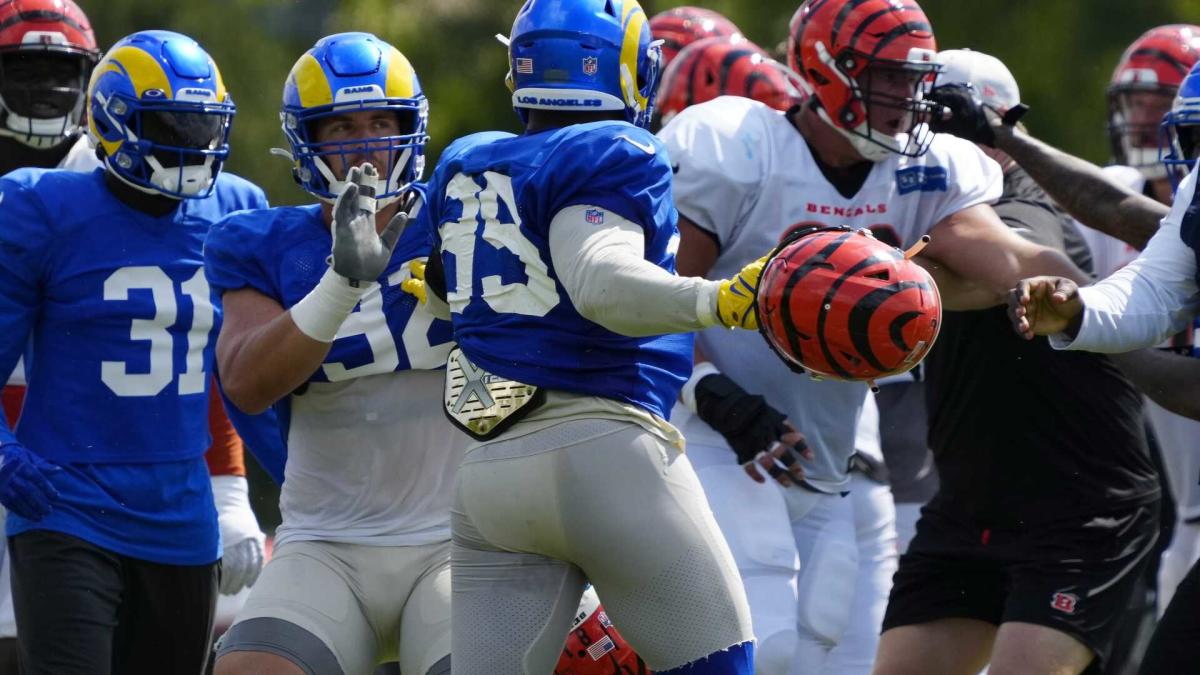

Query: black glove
left=694, top=373, right=789, bottom=465
left=926, top=83, right=1029, bottom=147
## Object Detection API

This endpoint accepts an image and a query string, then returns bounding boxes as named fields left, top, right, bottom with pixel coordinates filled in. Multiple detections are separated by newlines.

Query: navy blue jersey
left=204, top=196, right=454, bottom=387
left=424, top=122, right=692, bottom=420
left=0, top=167, right=268, bottom=564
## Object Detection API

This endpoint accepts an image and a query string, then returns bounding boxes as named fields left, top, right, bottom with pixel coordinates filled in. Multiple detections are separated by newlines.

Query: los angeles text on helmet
left=516, top=95, right=604, bottom=107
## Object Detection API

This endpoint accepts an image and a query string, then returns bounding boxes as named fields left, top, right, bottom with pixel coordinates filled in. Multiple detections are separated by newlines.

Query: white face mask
left=144, top=153, right=216, bottom=197
left=0, top=109, right=75, bottom=149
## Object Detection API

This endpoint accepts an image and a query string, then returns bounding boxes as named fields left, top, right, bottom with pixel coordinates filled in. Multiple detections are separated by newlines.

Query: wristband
left=289, top=267, right=368, bottom=342
left=680, top=362, right=722, bottom=414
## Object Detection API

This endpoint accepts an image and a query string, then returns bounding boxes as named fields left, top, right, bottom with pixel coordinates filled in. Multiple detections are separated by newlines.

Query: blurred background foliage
left=76, top=0, right=1200, bottom=528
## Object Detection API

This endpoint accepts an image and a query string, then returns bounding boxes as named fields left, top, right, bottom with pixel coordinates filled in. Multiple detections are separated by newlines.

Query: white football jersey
left=660, top=96, right=1002, bottom=492
left=276, top=367, right=468, bottom=548
left=4, top=136, right=99, bottom=389
left=1073, top=165, right=1200, bottom=518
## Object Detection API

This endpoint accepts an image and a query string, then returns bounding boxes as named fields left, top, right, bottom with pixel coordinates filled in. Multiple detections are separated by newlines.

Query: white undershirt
left=1051, top=166, right=1200, bottom=353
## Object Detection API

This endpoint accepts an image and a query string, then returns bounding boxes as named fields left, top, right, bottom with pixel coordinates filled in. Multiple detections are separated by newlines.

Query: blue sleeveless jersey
left=204, top=194, right=454, bottom=388
left=424, top=122, right=692, bottom=420
left=0, top=167, right=267, bottom=564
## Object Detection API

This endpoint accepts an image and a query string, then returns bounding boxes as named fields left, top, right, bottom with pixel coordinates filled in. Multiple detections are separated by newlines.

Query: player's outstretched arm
left=924, top=203, right=1090, bottom=311
left=547, top=206, right=761, bottom=336
left=1110, top=349, right=1200, bottom=422
left=928, top=84, right=1166, bottom=250
left=992, top=126, right=1166, bottom=250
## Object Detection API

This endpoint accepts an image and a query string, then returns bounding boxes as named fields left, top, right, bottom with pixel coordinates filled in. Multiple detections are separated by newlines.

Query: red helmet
left=0, top=0, right=98, bottom=149
left=555, top=588, right=650, bottom=675
left=654, top=36, right=798, bottom=129
left=787, top=0, right=940, bottom=162
left=648, top=6, right=741, bottom=70
left=756, top=227, right=941, bottom=385
left=1108, top=25, right=1200, bottom=179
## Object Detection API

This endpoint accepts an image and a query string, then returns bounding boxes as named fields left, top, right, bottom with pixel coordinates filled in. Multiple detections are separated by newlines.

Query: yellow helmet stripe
left=211, top=57, right=228, bottom=101
left=385, top=47, right=416, bottom=99
left=619, top=1, right=648, bottom=111
left=101, top=45, right=173, bottom=98
left=291, top=53, right=333, bottom=108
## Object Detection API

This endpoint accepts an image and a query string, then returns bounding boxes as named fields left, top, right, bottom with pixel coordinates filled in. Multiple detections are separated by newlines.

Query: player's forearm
left=217, top=286, right=343, bottom=414
left=994, top=126, right=1166, bottom=250
left=218, top=317, right=330, bottom=414
left=550, top=206, right=720, bottom=337
left=1109, top=349, right=1200, bottom=421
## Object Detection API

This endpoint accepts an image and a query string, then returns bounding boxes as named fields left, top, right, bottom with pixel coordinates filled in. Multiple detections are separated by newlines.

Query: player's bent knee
left=756, top=629, right=798, bottom=675
left=216, top=617, right=344, bottom=675
left=657, top=641, right=755, bottom=674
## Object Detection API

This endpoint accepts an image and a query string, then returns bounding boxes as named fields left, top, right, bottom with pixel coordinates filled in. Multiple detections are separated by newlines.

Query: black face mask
left=137, top=109, right=226, bottom=167
left=0, top=51, right=89, bottom=119
left=1178, top=124, right=1200, bottom=162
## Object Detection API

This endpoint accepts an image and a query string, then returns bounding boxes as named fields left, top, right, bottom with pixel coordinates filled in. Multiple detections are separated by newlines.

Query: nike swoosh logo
left=617, top=134, right=656, bottom=155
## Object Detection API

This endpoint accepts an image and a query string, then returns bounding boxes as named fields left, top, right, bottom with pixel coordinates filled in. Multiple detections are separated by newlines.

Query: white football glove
left=212, top=475, right=266, bottom=595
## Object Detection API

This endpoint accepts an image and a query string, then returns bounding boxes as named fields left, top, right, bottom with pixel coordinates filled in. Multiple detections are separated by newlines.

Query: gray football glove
left=331, top=163, right=409, bottom=284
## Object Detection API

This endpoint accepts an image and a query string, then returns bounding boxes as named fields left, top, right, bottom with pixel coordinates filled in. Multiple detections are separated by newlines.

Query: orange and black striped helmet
left=756, top=227, right=941, bottom=386
left=648, top=6, right=741, bottom=69
left=655, top=36, right=798, bottom=128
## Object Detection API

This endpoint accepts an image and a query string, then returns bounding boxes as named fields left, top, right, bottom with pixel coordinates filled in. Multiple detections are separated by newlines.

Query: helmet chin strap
left=811, top=102, right=896, bottom=163
left=1125, top=144, right=1168, bottom=180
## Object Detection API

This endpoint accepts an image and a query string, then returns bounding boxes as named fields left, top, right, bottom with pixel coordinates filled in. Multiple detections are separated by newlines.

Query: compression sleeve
left=548, top=205, right=721, bottom=337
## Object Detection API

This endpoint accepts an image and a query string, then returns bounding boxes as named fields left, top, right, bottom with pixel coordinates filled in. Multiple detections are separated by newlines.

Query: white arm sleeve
left=1051, top=168, right=1200, bottom=353
left=549, top=205, right=720, bottom=337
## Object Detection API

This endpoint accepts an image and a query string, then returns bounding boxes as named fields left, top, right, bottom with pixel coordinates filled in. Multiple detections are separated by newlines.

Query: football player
left=0, top=30, right=267, bottom=675
left=405, top=0, right=775, bottom=672
left=208, top=33, right=463, bottom=675
left=0, top=0, right=269, bottom=634
left=658, top=0, right=1094, bottom=673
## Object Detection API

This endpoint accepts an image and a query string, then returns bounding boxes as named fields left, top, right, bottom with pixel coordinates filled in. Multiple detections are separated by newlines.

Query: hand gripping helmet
left=554, top=587, right=649, bottom=675
left=756, top=227, right=941, bottom=388
left=1161, top=61, right=1200, bottom=190
left=648, top=6, right=741, bottom=69
left=88, top=30, right=234, bottom=199
left=505, top=0, right=662, bottom=130
left=788, top=0, right=941, bottom=162
left=0, top=0, right=99, bottom=149
left=280, top=32, right=428, bottom=206
left=654, top=36, right=798, bottom=129
left=1109, top=24, right=1200, bottom=180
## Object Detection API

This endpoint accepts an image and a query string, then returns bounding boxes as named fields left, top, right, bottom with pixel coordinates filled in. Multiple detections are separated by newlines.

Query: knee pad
left=658, top=641, right=755, bottom=675
left=795, top=517, right=857, bottom=645
left=755, top=629, right=798, bottom=675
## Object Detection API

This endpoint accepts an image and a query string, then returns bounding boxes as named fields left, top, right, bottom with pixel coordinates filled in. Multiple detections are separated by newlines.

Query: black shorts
left=9, top=530, right=219, bottom=675
left=882, top=502, right=1160, bottom=668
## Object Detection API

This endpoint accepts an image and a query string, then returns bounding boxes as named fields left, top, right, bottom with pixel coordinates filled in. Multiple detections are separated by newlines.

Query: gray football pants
left=451, top=418, right=754, bottom=674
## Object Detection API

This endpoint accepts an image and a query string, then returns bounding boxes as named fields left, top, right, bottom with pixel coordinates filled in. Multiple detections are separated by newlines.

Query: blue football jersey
left=0, top=167, right=268, bottom=564
left=424, top=122, right=692, bottom=420
left=203, top=195, right=454, bottom=389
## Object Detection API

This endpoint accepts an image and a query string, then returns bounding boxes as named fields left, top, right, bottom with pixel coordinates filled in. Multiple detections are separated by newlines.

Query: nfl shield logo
left=585, top=208, right=605, bottom=225
left=583, top=56, right=598, bottom=76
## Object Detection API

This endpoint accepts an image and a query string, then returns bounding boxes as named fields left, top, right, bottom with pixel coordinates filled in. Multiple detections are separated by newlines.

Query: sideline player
left=409, top=0, right=773, bottom=672
left=659, top=0, right=1093, bottom=673
left=209, top=33, right=462, bottom=675
left=0, top=30, right=267, bottom=675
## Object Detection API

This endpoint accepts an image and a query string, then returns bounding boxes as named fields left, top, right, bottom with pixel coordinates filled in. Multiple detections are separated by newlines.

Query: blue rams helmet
left=505, top=0, right=662, bottom=129
left=1161, top=60, right=1200, bottom=190
left=87, top=30, right=234, bottom=199
left=280, top=32, right=428, bottom=206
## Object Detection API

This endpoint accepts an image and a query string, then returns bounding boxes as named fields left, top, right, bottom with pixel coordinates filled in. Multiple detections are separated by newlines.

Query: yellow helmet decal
left=384, top=47, right=416, bottom=99
left=100, top=46, right=173, bottom=98
left=211, top=57, right=228, bottom=101
left=619, top=0, right=649, bottom=112
left=291, top=53, right=333, bottom=108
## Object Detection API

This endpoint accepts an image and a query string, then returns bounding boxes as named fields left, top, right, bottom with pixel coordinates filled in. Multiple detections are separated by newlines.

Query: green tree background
left=76, top=0, right=1200, bottom=528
